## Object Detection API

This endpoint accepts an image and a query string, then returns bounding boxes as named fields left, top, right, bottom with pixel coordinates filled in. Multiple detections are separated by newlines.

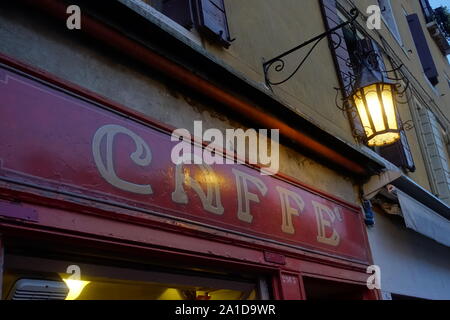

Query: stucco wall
left=367, top=208, right=450, bottom=299
left=208, top=0, right=449, bottom=199
left=207, top=0, right=356, bottom=143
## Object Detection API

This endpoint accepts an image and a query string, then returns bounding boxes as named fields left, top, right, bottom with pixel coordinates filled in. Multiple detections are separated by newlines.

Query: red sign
left=0, top=67, right=370, bottom=262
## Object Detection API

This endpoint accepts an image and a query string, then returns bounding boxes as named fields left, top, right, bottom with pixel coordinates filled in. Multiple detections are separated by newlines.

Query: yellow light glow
left=354, top=90, right=374, bottom=137
left=353, top=83, right=400, bottom=147
left=62, top=279, right=90, bottom=300
left=158, top=288, right=185, bottom=300
left=381, top=85, right=398, bottom=130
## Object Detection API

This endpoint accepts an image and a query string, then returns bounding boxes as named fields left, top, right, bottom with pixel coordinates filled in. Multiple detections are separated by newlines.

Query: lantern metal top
left=351, top=49, right=396, bottom=97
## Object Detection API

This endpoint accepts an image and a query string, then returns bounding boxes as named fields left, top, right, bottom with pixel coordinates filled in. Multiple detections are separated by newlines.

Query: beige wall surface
left=207, top=0, right=356, bottom=142
left=194, top=0, right=450, bottom=196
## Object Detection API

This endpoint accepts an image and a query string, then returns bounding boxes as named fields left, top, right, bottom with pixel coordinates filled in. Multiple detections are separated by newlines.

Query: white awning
left=397, top=189, right=450, bottom=247
left=361, top=146, right=450, bottom=246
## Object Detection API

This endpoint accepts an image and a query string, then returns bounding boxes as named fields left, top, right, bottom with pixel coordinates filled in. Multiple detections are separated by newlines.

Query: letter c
left=92, top=124, right=153, bottom=194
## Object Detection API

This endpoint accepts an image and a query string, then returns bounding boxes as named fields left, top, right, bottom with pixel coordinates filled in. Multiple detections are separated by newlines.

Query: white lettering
left=92, top=124, right=153, bottom=194
left=276, top=187, right=305, bottom=234
left=232, top=169, right=268, bottom=223
left=312, top=201, right=341, bottom=246
left=172, top=153, right=224, bottom=215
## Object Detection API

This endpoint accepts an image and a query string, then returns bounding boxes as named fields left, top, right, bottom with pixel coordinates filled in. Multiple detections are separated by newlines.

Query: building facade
left=0, top=0, right=448, bottom=300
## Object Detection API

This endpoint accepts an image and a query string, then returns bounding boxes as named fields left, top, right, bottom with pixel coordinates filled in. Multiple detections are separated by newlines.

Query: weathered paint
left=0, top=65, right=370, bottom=263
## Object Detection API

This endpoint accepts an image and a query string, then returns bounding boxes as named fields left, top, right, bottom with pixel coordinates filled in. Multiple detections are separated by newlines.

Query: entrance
left=1, top=242, right=270, bottom=300
left=303, top=277, right=368, bottom=300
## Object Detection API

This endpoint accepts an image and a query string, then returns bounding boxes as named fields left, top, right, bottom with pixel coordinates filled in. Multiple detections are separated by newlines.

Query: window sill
left=423, top=74, right=440, bottom=96
left=118, top=0, right=202, bottom=47
left=380, top=15, right=410, bottom=60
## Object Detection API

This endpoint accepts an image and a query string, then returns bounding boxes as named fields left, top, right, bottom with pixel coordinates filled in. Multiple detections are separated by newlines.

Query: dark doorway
left=303, top=277, right=367, bottom=300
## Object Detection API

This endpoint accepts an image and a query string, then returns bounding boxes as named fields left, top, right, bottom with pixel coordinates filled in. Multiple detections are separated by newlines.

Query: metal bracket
left=262, top=8, right=359, bottom=88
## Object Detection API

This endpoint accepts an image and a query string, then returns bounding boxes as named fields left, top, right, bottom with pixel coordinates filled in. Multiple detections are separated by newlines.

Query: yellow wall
left=193, top=0, right=450, bottom=195
left=206, top=0, right=356, bottom=142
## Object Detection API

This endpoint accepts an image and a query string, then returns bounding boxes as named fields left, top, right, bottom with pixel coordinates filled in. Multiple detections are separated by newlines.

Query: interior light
left=62, top=278, right=90, bottom=300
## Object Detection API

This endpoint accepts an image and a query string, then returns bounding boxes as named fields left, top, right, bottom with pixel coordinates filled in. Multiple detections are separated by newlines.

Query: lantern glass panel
left=364, top=84, right=385, bottom=132
left=353, top=83, right=400, bottom=147
left=381, top=84, right=398, bottom=129
left=353, top=89, right=374, bottom=137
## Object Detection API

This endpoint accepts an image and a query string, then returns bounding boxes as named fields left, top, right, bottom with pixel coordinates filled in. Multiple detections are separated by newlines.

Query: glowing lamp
left=352, top=60, right=401, bottom=147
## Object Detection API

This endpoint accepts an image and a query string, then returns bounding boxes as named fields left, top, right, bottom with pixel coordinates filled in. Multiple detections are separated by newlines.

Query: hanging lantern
left=352, top=54, right=401, bottom=147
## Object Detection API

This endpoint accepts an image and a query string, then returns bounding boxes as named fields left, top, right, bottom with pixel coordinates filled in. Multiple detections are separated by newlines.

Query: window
left=418, top=103, right=450, bottom=204
left=303, top=277, right=368, bottom=300
left=2, top=250, right=267, bottom=300
left=138, top=0, right=233, bottom=48
left=378, top=0, right=403, bottom=44
left=143, top=0, right=194, bottom=29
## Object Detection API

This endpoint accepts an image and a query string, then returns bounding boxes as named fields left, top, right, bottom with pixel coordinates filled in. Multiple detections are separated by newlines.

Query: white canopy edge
left=397, top=189, right=450, bottom=247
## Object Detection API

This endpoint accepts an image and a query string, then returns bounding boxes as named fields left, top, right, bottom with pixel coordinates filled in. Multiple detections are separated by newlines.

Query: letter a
left=66, top=5, right=81, bottom=30
left=367, top=5, right=381, bottom=30
left=366, top=265, right=381, bottom=290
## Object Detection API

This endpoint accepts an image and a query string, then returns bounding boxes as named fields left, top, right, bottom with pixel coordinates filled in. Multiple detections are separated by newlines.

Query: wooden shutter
left=162, top=0, right=194, bottom=29
left=320, top=0, right=365, bottom=140
left=320, top=0, right=355, bottom=96
left=407, top=13, right=439, bottom=85
left=379, top=131, right=415, bottom=171
left=379, top=99, right=415, bottom=172
left=193, top=0, right=232, bottom=47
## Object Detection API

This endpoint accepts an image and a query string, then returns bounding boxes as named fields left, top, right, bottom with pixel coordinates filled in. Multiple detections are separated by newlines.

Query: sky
left=428, top=0, right=450, bottom=61
left=428, top=0, right=449, bottom=9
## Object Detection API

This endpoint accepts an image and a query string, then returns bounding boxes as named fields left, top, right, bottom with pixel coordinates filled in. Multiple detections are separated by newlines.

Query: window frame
left=120, top=0, right=203, bottom=45
left=378, top=0, right=404, bottom=47
left=415, top=98, right=450, bottom=203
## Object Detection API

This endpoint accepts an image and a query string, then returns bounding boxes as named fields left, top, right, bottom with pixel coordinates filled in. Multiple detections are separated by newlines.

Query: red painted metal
left=264, top=251, right=286, bottom=265
left=0, top=200, right=39, bottom=222
left=0, top=235, right=3, bottom=299
left=18, top=0, right=368, bottom=176
left=0, top=65, right=371, bottom=263
left=280, top=272, right=304, bottom=300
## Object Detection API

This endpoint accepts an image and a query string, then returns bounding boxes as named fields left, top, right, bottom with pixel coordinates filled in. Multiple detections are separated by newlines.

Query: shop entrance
left=303, top=277, right=368, bottom=300
left=1, top=242, right=271, bottom=300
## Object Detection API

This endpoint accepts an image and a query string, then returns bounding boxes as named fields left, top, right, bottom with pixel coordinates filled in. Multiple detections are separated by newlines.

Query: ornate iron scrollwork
left=263, top=8, right=359, bottom=88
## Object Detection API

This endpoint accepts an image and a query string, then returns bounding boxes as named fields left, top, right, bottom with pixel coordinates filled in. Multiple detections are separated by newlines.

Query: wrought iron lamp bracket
left=263, top=8, right=359, bottom=88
